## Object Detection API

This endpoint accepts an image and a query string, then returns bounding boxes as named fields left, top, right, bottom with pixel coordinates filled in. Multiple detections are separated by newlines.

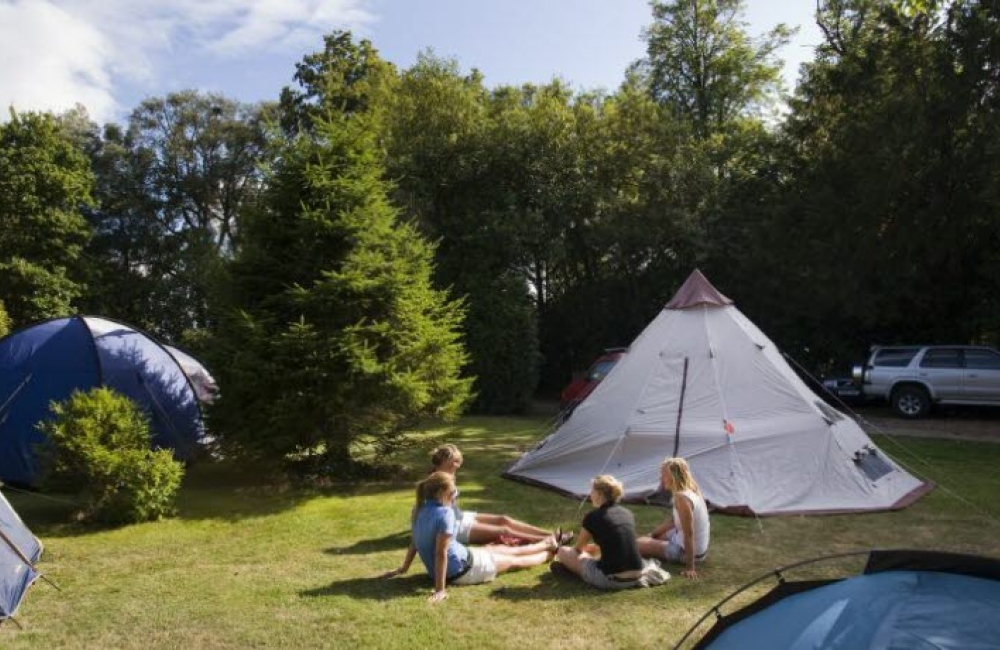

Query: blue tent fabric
left=0, top=491, right=42, bottom=620
left=695, top=551, right=1000, bottom=650
left=0, top=316, right=205, bottom=485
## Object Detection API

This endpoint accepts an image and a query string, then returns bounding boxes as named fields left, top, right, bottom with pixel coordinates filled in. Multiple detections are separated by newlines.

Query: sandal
left=555, top=527, right=574, bottom=547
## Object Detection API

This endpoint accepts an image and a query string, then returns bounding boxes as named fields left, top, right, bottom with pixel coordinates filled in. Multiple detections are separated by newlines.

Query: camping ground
left=5, top=414, right=1000, bottom=649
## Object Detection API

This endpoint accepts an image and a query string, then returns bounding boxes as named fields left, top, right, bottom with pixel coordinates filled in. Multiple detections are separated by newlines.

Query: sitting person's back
left=582, top=501, right=643, bottom=576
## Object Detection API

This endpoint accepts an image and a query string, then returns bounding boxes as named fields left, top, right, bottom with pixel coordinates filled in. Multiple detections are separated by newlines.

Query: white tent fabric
left=505, top=270, right=931, bottom=515
left=164, top=345, right=218, bottom=404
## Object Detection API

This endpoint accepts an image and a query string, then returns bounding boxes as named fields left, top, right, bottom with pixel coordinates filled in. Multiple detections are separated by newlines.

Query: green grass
left=6, top=416, right=1000, bottom=649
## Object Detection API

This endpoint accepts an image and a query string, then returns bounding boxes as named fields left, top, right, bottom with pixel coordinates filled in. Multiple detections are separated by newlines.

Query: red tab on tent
left=724, top=420, right=735, bottom=434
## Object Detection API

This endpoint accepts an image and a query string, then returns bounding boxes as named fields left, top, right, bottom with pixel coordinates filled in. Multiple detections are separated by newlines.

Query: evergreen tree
left=209, top=110, right=472, bottom=470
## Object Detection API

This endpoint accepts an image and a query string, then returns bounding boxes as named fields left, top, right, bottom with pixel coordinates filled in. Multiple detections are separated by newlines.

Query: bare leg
left=475, top=513, right=552, bottom=538
left=492, top=551, right=553, bottom=574
left=487, top=537, right=556, bottom=557
left=467, top=521, right=549, bottom=545
left=556, top=546, right=596, bottom=577
left=636, top=536, right=667, bottom=560
left=489, top=537, right=557, bottom=574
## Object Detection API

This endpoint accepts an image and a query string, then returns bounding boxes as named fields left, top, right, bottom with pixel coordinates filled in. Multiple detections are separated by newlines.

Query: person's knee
left=556, top=547, right=577, bottom=563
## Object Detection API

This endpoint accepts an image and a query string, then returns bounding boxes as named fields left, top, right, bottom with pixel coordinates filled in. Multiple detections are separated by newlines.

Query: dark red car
left=560, top=348, right=628, bottom=412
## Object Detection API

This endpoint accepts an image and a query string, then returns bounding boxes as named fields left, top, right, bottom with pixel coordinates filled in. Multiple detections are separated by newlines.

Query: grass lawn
left=6, top=415, right=1000, bottom=649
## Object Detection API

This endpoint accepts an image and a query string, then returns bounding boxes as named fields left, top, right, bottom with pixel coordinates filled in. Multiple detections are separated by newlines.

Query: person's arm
left=382, top=505, right=420, bottom=578
left=429, top=532, right=450, bottom=603
left=382, top=543, right=417, bottom=578
left=574, top=527, right=602, bottom=556
left=649, top=516, right=675, bottom=540
left=675, top=494, right=698, bottom=579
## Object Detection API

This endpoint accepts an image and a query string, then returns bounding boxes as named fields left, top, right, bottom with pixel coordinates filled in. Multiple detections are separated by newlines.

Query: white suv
left=854, top=345, right=1000, bottom=418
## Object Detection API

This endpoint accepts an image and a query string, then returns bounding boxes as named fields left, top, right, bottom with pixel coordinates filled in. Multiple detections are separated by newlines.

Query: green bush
left=0, top=299, right=9, bottom=338
left=38, top=387, right=184, bottom=524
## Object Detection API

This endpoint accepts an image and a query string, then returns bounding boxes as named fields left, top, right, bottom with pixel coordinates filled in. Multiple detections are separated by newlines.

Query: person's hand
left=681, top=568, right=698, bottom=580
left=380, top=567, right=405, bottom=579
left=428, top=589, right=448, bottom=604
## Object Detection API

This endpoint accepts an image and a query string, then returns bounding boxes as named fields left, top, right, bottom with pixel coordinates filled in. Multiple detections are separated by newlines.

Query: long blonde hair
left=662, top=457, right=700, bottom=495
left=415, top=471, right=455, bottom=509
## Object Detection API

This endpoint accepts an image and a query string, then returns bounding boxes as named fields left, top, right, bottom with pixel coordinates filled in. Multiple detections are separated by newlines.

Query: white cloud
left=0, top=0, right=376, bottom=124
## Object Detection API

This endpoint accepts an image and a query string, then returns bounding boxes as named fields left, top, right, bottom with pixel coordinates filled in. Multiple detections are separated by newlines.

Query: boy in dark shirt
left=555, top=474, right=648, bottom=589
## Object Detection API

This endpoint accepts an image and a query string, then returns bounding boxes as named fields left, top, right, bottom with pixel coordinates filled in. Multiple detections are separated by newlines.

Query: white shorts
left=451, top=547, right=497, bottom=585
left=455, top=511, right=478, bottom=543
left=663, top=531, right=707, bottom=563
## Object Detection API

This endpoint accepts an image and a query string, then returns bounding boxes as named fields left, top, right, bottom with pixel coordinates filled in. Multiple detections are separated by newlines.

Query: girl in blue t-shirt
left=397, top=471, right=559, bottom=603
left=384, top=444, right=558, bottom=581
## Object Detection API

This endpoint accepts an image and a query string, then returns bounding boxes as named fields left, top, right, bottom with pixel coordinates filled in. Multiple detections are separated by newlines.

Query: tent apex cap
left=665, top=269, right=733, bottom=310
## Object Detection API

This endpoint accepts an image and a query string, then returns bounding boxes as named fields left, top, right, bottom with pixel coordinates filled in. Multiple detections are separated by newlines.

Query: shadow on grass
left=301, top=573, right=429, bottom=600
left=326, top=530, right=410, bottom=555
left=10, top=415, right=559, bottom=535
left=488, top=571, right=596, bottom=601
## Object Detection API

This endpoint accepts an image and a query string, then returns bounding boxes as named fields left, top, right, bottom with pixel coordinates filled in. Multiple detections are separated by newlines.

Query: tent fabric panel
left=665, top=269, right=733, bottom=309
left=84, top=318, right=202, bottom=459
left=702, top=570, right=1000, bottom=650
left=0, top=318, right=100, bottom=485
left=0, top=493, right=41, bottom=565
left=163, top=345, right=217, bottom=403
left=0, top=540, right=39, bottom=619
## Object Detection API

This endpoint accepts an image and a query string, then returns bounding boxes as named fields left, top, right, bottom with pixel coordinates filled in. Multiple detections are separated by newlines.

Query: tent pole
left=0, top=527, right=49, bottom=588
left=0, top=373, right=32, bottom=418
left=672, top=357, right=689, bottom=458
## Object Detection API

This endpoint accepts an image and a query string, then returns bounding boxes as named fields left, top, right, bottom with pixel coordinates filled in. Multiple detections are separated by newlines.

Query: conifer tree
left=210, top=110, right=472, bottom=470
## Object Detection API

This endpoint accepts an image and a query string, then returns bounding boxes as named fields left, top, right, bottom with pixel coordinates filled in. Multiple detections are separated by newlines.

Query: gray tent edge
left=501, top=469, right=935, bottom=516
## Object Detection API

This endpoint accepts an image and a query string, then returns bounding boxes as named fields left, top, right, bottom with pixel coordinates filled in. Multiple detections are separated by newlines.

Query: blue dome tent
left=679, top=549, right=1000, bottom=649
left=0, top=316, right=206, bottom=485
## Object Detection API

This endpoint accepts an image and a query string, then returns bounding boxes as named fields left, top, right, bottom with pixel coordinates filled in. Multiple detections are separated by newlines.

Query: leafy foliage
left=637, top=0, right=793, bottom=137
left=79, top=92, right=267, bottom=340
left=209, top=104, right=472, bottom=470
left=38, top=387, right=184, bottom=524
left=0, top=299, right=10, bottom=338
left=0, top=110, right=94, bottom=326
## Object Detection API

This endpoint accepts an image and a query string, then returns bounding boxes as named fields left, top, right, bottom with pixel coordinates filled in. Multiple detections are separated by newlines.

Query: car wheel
left=892, top=385, right=930, bottom=418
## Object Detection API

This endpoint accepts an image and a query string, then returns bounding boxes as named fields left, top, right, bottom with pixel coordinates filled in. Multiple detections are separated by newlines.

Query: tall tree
left=385, top=55, right=540, bottom=412
left=278, top=30, right=397, bottom=135
left=80, top=92, right=267, bottom=339
left=210, top=109, right=472, bottom=470
left=0, top=110, right=94, bottom=326
left=638, top=0, right=792, bottom=138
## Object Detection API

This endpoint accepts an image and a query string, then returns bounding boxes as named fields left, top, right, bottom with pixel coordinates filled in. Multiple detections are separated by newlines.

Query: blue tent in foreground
left=682, top=549, right=1000, bottom=650
left=0, top=489, right=42, bottom=622
left=0, top=316, right=206, bottom=485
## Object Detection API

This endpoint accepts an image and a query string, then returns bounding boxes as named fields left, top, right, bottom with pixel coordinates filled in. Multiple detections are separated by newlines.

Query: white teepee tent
left=505, top=270, right=931, bottom=515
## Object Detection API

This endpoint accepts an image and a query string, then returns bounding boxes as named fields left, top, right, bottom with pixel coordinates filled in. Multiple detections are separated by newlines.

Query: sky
left=0, top=0, right=821, bottom=125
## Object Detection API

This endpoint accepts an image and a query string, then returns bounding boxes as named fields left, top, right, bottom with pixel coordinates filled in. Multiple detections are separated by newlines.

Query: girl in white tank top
left=637, top=457, right=710, bottom=579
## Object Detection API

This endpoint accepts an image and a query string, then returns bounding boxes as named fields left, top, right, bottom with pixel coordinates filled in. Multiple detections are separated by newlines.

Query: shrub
left=0, top=299, right=9, bottom=338
left=38, top=387, right=184, bottom=524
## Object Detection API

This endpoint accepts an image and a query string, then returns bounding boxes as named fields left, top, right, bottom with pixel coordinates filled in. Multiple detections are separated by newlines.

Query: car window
left=919, top=349, right=963, bottom=369
left=964, top=349, right=1000, bottom=370
left=873, top=348, right=919, bottom=367
left=586, top=360, right=618, bottom=382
